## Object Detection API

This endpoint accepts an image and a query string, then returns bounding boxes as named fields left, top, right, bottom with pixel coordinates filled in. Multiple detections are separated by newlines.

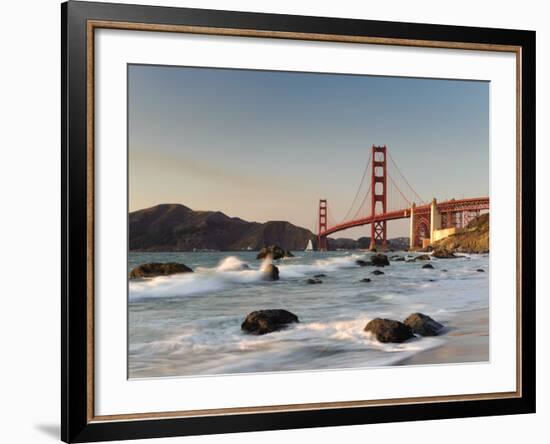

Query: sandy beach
left=398, top=307, right=489, bottom=365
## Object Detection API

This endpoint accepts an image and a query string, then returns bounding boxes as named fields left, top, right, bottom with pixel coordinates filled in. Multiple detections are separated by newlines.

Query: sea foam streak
left=130, top=315, right=445, bottom=374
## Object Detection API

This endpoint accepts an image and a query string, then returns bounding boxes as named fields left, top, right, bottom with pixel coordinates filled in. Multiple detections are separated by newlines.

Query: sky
left=128, top=64, right=489, bottom=238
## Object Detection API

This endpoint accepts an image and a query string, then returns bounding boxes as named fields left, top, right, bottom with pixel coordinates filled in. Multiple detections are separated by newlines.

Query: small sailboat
left=305, top=239, right=314, bottom=252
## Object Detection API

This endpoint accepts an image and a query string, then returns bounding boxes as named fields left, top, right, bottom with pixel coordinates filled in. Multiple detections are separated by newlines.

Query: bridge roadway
left=319, top=196, right=490, bottom=238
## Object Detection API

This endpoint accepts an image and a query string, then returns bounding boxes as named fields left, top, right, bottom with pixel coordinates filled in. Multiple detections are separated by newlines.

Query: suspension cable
left=388, top=174, right=412, bottom=207
left=388, top=152, right=424, bottom=203
left=339, top=152, right=372, bottom=223
left=351, top=182, right=372, bottom=221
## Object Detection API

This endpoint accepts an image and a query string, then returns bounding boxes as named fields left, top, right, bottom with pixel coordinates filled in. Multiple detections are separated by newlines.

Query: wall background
left=0, top=1, right=546, bottom=443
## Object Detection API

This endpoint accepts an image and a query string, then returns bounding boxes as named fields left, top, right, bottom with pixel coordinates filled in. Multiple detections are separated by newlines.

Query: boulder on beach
left=356, top=259, right=373, bottom=267
left=432, top=247, right=458, bottom=259
left=403, top=313, right=444, bottom=336
left=371, top=270, right=385, bottom=275
left=262, top=263, right=280, bottom=281
left=306, top=278, right=322, bottom=284
left=364, top=318, right=414, bottom=343
left=414, top=254, right=431, bottom=261
left=257, top=245, right=294, bottom=260
left=241, top=309, right=299, bottom=335
left=370, top=253, right=390, bottom=267
left=129, top=262, right=193, bottom=278
left=422, top=263, right=435, bottom=269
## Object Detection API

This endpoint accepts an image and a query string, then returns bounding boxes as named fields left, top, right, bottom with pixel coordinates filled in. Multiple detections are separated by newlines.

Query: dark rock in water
left=360, top=278, right=371, bottom=283
left=262, top=263, right=280, bottom=281
left=442, top=269, right=448, bottom=272
left=403, top=313, right=444, bottom=336
left=429, top=279, right=436, bottom=282
left=306, top=278, right=322, bottom=284
left=314, top=274, right=326, bottom=278
left=257, top=245, right=294, bottom=260
left=364, top=318, right=414, bottom=343
left=432, top=248, right=458, bottom=259
left=422, top=263, right=435, bottom=269
left=392, top=256, right=406, bottom=262
left=241, top=309, right=299, bottom=335
left=414, top=254, right=431, bottom=261
left=129, top=262, right=193, bottom=278
left=371, top=270, right=385, bottom=275
left=370, top=253, right=390, bottom=267
left=476, top=269, right=485, bottom=272
left=356, top=259, right=373, bottom=267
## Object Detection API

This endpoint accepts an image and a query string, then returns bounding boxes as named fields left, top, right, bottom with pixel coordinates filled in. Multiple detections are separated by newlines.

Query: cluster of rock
left=355, top=253, right=390, bottom=267
left=364, top=313, right=444, bottom=343
left=257, top=245, right=294, bottom=260
left=129, top=247, right=477, bottom=281
left=432, top=247, right=458, bottom=259
left=240, top=309, right=444, bottom=343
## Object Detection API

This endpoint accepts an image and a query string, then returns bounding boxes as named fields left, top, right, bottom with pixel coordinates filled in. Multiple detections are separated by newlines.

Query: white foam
left=129, top=257, right=273, bottom=300
left=215, top=256, right=250, bottom=272
left=277, top=253, right=363, bottom=278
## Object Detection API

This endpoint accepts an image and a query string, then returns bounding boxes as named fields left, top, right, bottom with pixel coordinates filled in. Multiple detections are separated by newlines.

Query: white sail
left=305, top=239, right=313, bottom=251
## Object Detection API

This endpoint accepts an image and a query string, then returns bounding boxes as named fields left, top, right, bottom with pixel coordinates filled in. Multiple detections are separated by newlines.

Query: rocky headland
left=431, top=213, right=489, bottom=254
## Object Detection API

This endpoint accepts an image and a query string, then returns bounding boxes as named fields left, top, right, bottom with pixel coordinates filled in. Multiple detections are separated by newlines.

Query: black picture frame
left=62, top=1, right=536, bottom=442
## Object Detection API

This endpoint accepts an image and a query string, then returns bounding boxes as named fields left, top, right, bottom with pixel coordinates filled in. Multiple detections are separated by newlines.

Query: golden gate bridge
left=316, top=145, right=489, bottom=251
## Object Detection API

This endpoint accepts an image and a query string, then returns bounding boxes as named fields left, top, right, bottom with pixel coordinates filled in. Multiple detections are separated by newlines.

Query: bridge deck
left=319, top=197, right=489, bottom=237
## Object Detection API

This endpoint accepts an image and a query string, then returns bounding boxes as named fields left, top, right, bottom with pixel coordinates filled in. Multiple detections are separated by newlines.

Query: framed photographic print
left=61, top=1, right=536, bottom=442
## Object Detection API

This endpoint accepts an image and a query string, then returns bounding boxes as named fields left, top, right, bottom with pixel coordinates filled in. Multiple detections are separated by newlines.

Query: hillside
left=432, top=213, right=489, bottom=253
left=129, top=204, right=316, bottom=252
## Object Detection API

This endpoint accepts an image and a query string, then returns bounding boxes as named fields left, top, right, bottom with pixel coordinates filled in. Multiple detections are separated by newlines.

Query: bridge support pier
left=430, top=198, right=442, bottom=243
left=409, top=203, right=416, bottom=250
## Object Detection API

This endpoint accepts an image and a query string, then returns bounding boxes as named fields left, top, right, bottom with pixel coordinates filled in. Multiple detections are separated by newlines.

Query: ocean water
left=128, top=251, right=489, bottom=378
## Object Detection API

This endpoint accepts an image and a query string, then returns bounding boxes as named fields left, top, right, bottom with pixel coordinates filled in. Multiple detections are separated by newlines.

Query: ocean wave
left=129, top=254, right=367, bottom=300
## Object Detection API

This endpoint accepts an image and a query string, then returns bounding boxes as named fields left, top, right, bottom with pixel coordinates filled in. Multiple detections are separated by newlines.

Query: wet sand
left=398, top=307, right=489, bottom=366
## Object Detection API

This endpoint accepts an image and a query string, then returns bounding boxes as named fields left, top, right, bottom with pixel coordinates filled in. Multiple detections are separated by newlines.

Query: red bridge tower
left=369, top=145, right=388, bottom=250
left=318, top=199, right=328, bottom=251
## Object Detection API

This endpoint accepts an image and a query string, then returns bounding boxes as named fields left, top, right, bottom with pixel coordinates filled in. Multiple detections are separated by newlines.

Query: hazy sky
left=128, top=64, right=489, bottom=238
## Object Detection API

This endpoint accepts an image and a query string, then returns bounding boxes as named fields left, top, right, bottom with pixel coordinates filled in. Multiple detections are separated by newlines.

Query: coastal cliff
left=432, top=213, right=489, bottom=253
